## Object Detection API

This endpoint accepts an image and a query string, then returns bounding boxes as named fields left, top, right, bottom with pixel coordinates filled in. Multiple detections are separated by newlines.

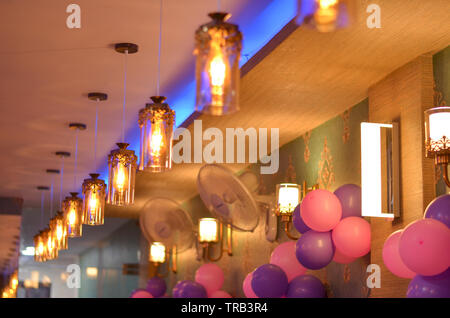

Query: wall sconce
left=425, top=106, right=450, bottom=187
left=276, top=183, right=301, bottom=240
left=198, top=218, right=232, bottom=262
left=148, top=242, right=177, bottom=277
left=194, top=12, right=242, bottom=115
left=361, top=122, right=400, bottom=218
left=296, top=0, right=355, bottom=32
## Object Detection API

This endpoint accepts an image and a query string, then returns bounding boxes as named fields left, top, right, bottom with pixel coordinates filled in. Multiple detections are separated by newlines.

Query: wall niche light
left=425, top=106, right=450, bottom=187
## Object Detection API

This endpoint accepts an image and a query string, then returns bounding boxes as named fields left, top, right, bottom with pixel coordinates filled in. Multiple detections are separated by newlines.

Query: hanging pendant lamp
left=63, top=123, right=86, bottom=237
left=139, top=0, right=175, bottom=173
left=82, top=93, right=107, bottom=225
left=46, top=169, right=60, bottom=260
left=194, top=8, right=242, bottom=116
left=34, top=186, right=49, bottom=262
left=53, top=151, right=70, bottom=250
left=107, top=44, right=138, bottom=206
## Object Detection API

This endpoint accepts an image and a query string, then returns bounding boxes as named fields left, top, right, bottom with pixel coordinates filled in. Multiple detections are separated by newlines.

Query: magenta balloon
left=195, top=263, right=224, bottom=296
left=399, top=219, right=450, bottom=276
left=334, top=184, right=362, bottom=218
left=130, top=289, right=153, bottom=298
left=209, top=290, right=232, bottom=298
left=424, top=194, right=450, bottom=228
left=270, top=241, right=307, bottom=282
left=382, top=230, right=416, bottom=279
left=333, top=247, right=356, bottom=264
left=332, top=217, right=371, bottom=258
left=301, top=189, right=342, bottom=232
left=243, top=272, right=258, bottom=298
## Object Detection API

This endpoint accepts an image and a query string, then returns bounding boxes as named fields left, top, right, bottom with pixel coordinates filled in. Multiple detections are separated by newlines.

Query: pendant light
left=45, top=169, right=60, bottom=260
left=194, top=0, right=242, bottom=116
left=139, top=0, right=175, bottom=172
left=52, top=151, right=70, bottom=250
left=63, top=123, right=85, bottom=237
left=82, top=94, right=107, bottom=225
left=107, top=44, right=138, bottom=206
left=34, top=186, right=49, bottom=262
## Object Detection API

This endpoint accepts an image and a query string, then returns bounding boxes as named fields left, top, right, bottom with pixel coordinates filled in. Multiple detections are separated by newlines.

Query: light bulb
left=56, top=224, right=63, bottom=240
left=114, top=164, right=127, bottom=193
left=315, top=0, right=339, bottom=29
left=209, top=47, right=226, bottom=107
left=68, top=208, right=76, bottom=225
left=89, top=191, right=99, bottom=211
left=150, top=122, right=165, bottom=158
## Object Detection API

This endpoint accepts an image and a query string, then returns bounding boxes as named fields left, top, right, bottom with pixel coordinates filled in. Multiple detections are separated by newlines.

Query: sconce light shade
left=138, top=96, right=175, bottom=172
left=194, top=12, right=242, bottom=116
left=82, top=173, right=106, bottom=226
left=107, top=143, right=137, bottom=206
left=199, top=218, right=219, bottom=243
left=62, top=192, right=83, bottom=237
left=296, top=0, right=355, bottom=32
left=50, top=211, right=68, bottom=250
left=149, top=242, right=166, bottom=264
left=276, top=183, right=301, bottom=217
left=424, top=107, right=450, bottom=160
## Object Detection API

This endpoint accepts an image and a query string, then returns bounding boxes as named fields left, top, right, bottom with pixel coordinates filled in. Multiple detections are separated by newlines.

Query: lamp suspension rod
left=121, top=51, right=128, bottom=143
left=94, top=98, right=99, bottom=166
left=157, top=0, right=163, bottom=96
left=74, top=129, right=79, bottom=190
left=59, top=157, right=64, bottom=208
left=40, top=191, right=45, bottom=229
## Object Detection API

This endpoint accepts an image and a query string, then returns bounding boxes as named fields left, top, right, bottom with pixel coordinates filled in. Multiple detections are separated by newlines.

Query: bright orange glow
left=56, top=224, right=63, bottom=240
left=319, top=0, right=338, bottom=9
left=208, top=43, right=226, bottom=107
left=315, top=0, right=338, bottom=28
left=150, top=122, right=165, bottom=158
left=88, top=190, right=99, bottom=211
left=68, top=208, right=76, bottom=225
left=114, top=164, right=127, bottom=192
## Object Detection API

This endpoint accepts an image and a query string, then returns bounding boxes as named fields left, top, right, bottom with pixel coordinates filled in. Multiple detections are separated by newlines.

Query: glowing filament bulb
left=150, top=123, right=165, bottom=157
left=89, top=191, right=99, bottom=211
left=315, top=0, right=338, bottom=27
left=68, top=208, right=76, bottom=225
left=209, top=52, right=226, bottom=106
left=319, top=0, right=338, bottom=9
left=38, top=242, right=44, bottom=255
left=114, top=164, right=126, bottom=192
left=56, top=224, right=63, bottom=240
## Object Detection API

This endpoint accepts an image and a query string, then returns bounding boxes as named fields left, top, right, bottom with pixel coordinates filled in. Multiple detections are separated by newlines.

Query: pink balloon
left=209, top=290, right=232, bottom=298
left=195, top=263, right=224, bottom=296
left=270, top=241, right=307, bottom=282
left=333, top=247, right=356, bottom=264
left=243, top=272, right=258, bottom=298
left=382, top=230, right=416, bottom=279
left=399, top=219, right=450, bottom=276
left=332, top=217, right=371, bottom=258
left=131, top=290, right=153, bottom=298
left=301, top=189, right=342, bottom=232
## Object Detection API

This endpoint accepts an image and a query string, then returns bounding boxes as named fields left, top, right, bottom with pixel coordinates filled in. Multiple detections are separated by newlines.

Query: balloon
left=332, top=217, right=371, bottom=258
left=293, top=204, right=311, bottom=234
left=333, top=247, right=356, bottom=264
left=173, top=280, right=207, bottom=298
left=301, top=189, right=342, bottom=232
left=209, top=290, right=232, bottom=298
left=334, top=184, right=361, bottom=218
left=130, top=289, right=153, bottom=298
left=243, top=272, right=257, bottom=298
left=251, top=264, right=288, bottom=298
left=399, top=218, right=450, bottom=276
left=286, top=275, right=326, bottom=298
left=146, top=277, right=166, bottom=298
left=407, top=268, right=450, bottom=298
left=424, top=194, right=450, bottom=228
left=270, top=241, right=307, bottom=282
left=382, top=230, right=415, bottom=279
left=195, top=263, right=224, bottom=296
left=295, top=230, right=335, bottom=270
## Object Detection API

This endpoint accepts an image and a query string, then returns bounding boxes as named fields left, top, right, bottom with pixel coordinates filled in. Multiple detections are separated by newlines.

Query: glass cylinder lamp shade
left=424, top=107, right=450, bottom=163
left=62, top=192, right=83, bottom=237
left=82, top=173, right=106, bottom=225
left=194, top=12, right=242, bottom=116
left=33, top=232, right=46, bottom=262
left=198, top=218, right=219, bottom=243
left=149, top=242, right=166, bottom=264
left=44, top=227, right=58, bottom=260
left=50, top=211, right=68, bottom=250
left=139, top=96, right=175, bottom=172
left=107, top=143, right=137, bottom=206
left=296, top=0, right=355, bottom=32
left=276, top=183, right=301, bottom=218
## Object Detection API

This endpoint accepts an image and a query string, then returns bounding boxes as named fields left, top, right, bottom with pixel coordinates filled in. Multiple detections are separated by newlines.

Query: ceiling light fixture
left=46, top=169, right=60, bottom=260
left=54, top=151, right=71, bottom=250
left=34, top=186, right=49, bottom=262
left=82, top=93, right=107, bottom=225
left=194, top=1, right=242, bottom=116
left=108, top=44, right=138, bottom=206
left=138, top=0, right=175, bottom=173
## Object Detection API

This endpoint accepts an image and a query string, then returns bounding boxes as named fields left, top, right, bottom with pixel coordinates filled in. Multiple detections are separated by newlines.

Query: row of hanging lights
left=32, top=0, right=346, bottom=262
left=1, top=270, right=18, bottom=298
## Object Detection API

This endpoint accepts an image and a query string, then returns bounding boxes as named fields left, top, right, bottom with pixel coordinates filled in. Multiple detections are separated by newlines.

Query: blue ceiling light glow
left=97, top=0, right=297, bottom=187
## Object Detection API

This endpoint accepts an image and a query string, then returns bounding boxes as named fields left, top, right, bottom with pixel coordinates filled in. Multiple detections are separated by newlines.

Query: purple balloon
left=173, top=280, right=207, bottom=298
left=146, top=277, right=166, bottom=298
left=407, top=268, right=450, bottom=298
left=334, top=184, right=362, bottom=218
left=251, top=264, right=288, bottom=298
left=295, top=230, right=335, bottom=270
left=293, top=204, right=311, bottom=234
left=424, top=194, right=450, bottom=228
left=286, top=275, right=326, bottom=298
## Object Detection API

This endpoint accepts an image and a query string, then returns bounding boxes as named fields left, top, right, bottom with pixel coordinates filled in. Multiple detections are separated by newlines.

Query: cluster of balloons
left=130, top=276, right=167, bottom=298
left=382, top=194, right=450, bottom=298
left=243, top=184, right=369, bottom=298
left=173, top=263, right=232, bottom=298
